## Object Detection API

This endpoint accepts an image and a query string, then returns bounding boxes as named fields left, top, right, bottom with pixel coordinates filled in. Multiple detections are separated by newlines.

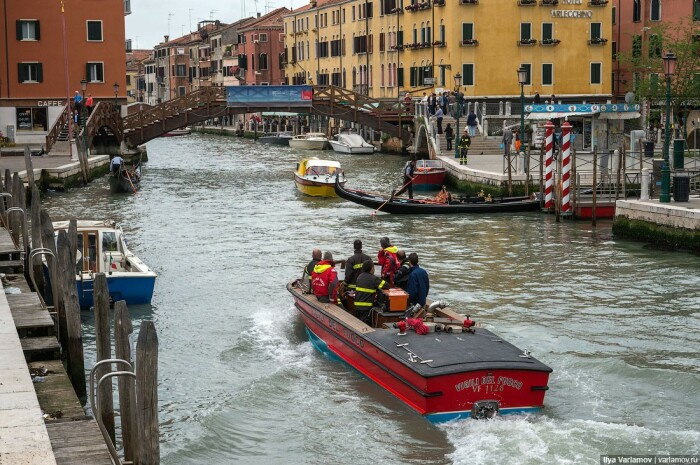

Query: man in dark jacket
left=458, top=129, right=471, bottom=165
left=392, top=159, right=416, bottom=200
left=304, top=249, right=322, bottom=292
left=405, top=253, right=429, bottom=307
left=354, top=260, right=389, bottom=322
left=393, top=250, right=411, bottom=290
left=344, top=239, right=371, bottom=290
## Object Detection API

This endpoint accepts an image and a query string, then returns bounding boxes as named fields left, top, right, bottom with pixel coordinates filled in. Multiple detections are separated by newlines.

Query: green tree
left=619, top=20, right=700, bottom=132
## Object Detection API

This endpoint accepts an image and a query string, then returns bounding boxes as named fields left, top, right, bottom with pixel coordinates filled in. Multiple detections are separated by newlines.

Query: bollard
left=641, top=168, right=650, bottom=200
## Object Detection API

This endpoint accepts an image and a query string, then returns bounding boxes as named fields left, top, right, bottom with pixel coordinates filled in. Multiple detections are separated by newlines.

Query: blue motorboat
left=53, top=220, right=157, bottom=308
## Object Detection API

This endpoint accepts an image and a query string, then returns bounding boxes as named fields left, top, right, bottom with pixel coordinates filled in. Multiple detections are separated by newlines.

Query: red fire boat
left=287, top=279, right=552, bottom=422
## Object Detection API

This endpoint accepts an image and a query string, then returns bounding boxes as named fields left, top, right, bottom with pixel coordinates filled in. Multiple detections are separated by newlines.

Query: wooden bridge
left=45, top=85, right=413, bottom=154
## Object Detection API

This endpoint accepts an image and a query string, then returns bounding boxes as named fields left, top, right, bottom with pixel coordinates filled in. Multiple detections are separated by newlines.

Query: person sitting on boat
left=344, top=240, right=371, bottom=291
left=393, top=250, right=411, bottom=291
left=311, top=251, right=339, bottom=304
left=110, top=155, right=124, bottom=173
left=377, top=237, right=399, bottom=286
left=354, top=260, right=389, bottom=322
left=433, top=186, right=452, bottom=204
left=303, top=249, right=322, bottom=292
left=391, top=160, right=417, bottom=200
left=405, top=253, right=429, bottom=308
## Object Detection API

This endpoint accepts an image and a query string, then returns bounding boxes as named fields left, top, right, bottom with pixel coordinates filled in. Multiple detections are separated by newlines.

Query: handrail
left=45, top=104, right=71, bottom=153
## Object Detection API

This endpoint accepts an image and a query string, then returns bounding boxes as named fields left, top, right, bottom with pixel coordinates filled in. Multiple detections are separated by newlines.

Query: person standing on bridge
left=435, top=106, right=444, bottom=134
left=445, top=123, right=454, bottom=151
left=85, top=94, right=94, bottom=116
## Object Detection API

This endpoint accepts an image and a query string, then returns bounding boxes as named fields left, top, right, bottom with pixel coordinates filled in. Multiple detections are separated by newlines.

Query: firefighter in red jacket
left=311, top=251, right=339, bottom=303
left=377, top=237, right=399, bottom=285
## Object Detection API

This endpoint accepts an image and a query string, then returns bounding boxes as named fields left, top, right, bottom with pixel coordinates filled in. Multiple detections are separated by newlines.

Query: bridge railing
left=45, top=104, right=71, bottom=153
left=312, top=85, right=412, bottom=119
left=122, top=87, right=226, bottom=135
left=76, top=102, right=122, bottom=150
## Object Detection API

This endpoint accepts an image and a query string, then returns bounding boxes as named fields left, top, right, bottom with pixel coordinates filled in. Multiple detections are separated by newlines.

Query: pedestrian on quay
left=502, top=127, right=513, bottom=159
left=445, top=123, right=454, bottom=151
left=458, top=129, right=471, bottom=165
left=392, top=159, right=416, bottom=200
left=467, top=110, right=478, bottom=137
left=435, top=106, right=444, bottom=134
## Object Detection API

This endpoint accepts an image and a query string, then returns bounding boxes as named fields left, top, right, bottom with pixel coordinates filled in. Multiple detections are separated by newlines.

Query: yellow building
left=283, top=0, right=612, bottom=100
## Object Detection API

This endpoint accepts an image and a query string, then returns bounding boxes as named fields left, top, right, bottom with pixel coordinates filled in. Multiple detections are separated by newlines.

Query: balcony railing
left=518, top=38, right=538, bottom=45
left=540, top=38, right=561, bottom=46
left=460, top=39, right=479, bottom=46
left=405, top=2, right=431, bottom=11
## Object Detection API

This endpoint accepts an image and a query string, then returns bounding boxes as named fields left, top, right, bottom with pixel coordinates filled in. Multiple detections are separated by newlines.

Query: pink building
left=238, top=8, right=289, bottom=85
left=612, top=0, right=700, bottom=100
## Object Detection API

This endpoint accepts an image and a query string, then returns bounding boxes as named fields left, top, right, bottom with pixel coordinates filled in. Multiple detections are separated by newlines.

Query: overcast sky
left=126, top=0, right=308, bottom=49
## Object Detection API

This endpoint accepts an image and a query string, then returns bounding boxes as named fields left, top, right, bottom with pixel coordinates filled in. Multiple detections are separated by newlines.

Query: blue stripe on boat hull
left=305, top=326, right=543, bottom=423
left=77, top=275, right=156, bottom=308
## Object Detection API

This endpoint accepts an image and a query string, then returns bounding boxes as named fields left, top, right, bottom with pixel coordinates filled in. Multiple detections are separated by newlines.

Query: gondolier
left=392, top=159, right=416, bottom=199
left=110, top=155, right=124, bottom=173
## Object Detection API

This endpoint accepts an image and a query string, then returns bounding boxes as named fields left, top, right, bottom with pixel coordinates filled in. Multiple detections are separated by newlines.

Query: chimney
left=164, top=35, right=169, bottom=42
left=311, top=0, right=317, bottom=6
left=257, top=12, right=261, bottom=18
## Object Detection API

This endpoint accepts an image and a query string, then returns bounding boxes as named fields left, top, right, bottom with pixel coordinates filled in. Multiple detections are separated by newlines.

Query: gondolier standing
left=392, top=159, right=416, bottom=199
left=458, top=129, right=471, bottom=165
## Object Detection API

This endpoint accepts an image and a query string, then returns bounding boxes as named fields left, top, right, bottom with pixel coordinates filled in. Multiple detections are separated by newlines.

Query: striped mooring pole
left=561, top=121, right=572, bottom=215
left=544, top=120, right=554, bottom=210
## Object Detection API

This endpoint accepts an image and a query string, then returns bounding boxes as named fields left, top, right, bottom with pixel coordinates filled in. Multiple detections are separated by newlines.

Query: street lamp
left=517, top=66, right=528, bottom=194
left=660, top=51, right=676, bottom=203
left=453, top=72, right=462, bottom=159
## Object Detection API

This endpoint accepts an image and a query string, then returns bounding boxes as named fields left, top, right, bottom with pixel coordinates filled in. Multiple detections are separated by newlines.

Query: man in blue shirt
left=405, top=253, right=429, bottom=307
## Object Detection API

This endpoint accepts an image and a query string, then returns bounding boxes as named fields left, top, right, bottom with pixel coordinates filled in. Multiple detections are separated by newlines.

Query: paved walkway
left=0, top=289, right=57, bottom=465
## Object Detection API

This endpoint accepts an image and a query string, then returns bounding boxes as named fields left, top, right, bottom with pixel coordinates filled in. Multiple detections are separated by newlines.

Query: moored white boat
left=328, top=132, right=375, bottom=154
left=161, top=127, right=191, bottom=137
left=258, top=131, right=293, bottom=145
left=294, top=158, right=346, bottom=197
left=289, top=133, right=329, bottom=150
left=52, top=220, right=157, bottom=308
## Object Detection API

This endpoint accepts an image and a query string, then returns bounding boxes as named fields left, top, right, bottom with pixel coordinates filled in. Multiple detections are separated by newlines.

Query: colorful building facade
left=238, top=8, right=290, bottom=85
left=0, top=0, right=127, bottom=145
left=283, top=0, right=614, bottom=100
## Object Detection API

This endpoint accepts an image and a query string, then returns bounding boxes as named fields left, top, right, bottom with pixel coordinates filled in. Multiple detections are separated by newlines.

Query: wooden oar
left=124, top=169, right=137, bottom=194
left=371, top=177, right=414, bottom=216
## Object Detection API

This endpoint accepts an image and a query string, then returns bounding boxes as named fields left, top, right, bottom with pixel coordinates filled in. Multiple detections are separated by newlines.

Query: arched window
left=369, top=65, right=373, bottom=88
left=259, top=53, right=268, bottom=70
left=632, top=0, right=641, bottom=22
left=352, top=67, right=357, bottom=86
left=343, top=68, right=347, bottom=88
left=381, top=64, right=385, bottom=87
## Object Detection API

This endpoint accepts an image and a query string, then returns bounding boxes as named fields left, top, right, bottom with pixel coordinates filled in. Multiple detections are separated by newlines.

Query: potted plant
left=541, top=38, right=561, bottom=45
left=541, top=0, right=558, bottom=4
left=519, top=38, right=537, bottom=45
left=590, top=0, right=608, bottom=5
left=462, top=38, right=479, bottom=45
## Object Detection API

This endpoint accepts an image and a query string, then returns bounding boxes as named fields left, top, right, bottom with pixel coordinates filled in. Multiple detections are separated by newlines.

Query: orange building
left=0, top=0, right=127, bottom=146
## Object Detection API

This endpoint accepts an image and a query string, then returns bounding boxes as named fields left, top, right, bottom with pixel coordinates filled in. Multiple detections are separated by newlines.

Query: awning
left=526, top=111, right=595, bottom=120
left=597, top=111, right=641, bottom=120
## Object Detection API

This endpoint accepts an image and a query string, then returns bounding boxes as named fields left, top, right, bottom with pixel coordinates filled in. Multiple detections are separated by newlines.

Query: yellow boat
left=294, top=158, right=347, bottom=197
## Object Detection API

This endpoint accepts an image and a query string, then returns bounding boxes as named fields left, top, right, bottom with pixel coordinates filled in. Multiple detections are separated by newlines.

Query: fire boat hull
left=288, top=282, right=552, bottom=422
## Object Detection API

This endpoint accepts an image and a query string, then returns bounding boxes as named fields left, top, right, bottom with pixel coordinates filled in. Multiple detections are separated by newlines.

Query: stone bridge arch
left=413, top=122, right=430, bottom=158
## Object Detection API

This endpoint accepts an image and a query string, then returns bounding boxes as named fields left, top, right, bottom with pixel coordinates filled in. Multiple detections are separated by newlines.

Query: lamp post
left=660, top=52, right=676, bottom=203
left=517, top=66, right=528, bottom=194
left=113, top=82, right=120, bottom=109
left=453, top=72, right=462, bottom=159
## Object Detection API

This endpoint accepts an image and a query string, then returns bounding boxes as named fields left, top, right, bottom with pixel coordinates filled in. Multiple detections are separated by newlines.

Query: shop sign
left=551, top=10, right=593, bottom=18
left=37, top=100, right=66, bottom=107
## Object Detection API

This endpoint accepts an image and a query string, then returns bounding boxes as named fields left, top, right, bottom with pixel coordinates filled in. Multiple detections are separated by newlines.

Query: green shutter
left=409, top=67, right=415, bottom=87
left=18, top=63, right=26, bottom=82
left=463, top=64, right=474, bottom=86
left=397, top=67, right=404, bottom=86
left=695, top=1, right=700, bottom=21
left=591, top=23, right=601, bottom=40
left=16, top=20, right=22, bottom=40
left=462, top=24, right=472, bottom=41
left=542, top=64, right=552, bottom=86
left=86, top=63, right=91, bottom=82
left=37, top=63, right=43, bottom=83
left=98, top=64, right=104, bottom=82
left=397, top=30, right=403, bottom=46
left=543, top=23, right=552, bottom=41
left=35, top=21, right=40, bottom=40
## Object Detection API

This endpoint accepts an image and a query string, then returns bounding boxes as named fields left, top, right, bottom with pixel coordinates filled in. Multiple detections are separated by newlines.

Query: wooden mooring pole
left=114, top=300, right=136, bottom=463
left=41, top=209, right=63, bottom=344
left=57, top=230, right=87, bottom=402
left=94, top=273, right=116, bottom=443
left=136, top=321, right=160, bottom=465
left=592, top=147, right=598, bottom=227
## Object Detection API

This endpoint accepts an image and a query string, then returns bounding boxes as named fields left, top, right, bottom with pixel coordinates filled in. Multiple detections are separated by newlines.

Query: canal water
left=42, top=134, right=700, bottom=465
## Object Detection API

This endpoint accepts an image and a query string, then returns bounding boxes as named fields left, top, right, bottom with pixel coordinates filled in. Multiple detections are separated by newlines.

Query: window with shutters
left=462, top=23, right=474, bottom=41
left=695, top=0, right=700, bottom=21
left=16, top=20, right=40, bottom=41
left=590, top=23, right=601, bottom=40
left=18, top=62, right=43, bottom=83
left=87, top=20, right=103, bottom=41
left=259, top=33, right=268, bottom=42
left=462, top=63, right=474, bottom=86
left=86, top=62, right=104, bottom=82
left=649, top=34, right=662, bottom=58
left=542, top=63, right=553, bottom=86
left=380, top=32, right=385, bottom=51
left=542, top=23, right=553, bottom=41
left=612, top=41, right=617, bottom=60
left=632, top=0, right=641, bottom=22
left=397, top=67, right=404, bottom=87
left=591, top=62, right=602, bottom=84
left=520, top=23, right=531, bottom=41
left=520, top=63, right=531, bottom=85
left=632, top=35, right=641, bottom=58
left=176, top=64, right=186, bottom=77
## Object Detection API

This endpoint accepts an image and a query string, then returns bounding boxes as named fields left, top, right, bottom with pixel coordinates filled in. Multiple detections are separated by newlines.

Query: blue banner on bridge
left=226, top=85, right=313, bottom=107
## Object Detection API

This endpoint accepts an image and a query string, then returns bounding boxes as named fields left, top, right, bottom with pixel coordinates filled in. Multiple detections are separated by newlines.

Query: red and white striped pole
left=544, top=120, right=554, bottom=210
left=561, top=121, right=572, bottom=214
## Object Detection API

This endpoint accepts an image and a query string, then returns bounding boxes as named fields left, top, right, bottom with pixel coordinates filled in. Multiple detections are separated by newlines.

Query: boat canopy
left=417, top=159, right=443, bottom=169
left=305, top=159, right=342, bottom=168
